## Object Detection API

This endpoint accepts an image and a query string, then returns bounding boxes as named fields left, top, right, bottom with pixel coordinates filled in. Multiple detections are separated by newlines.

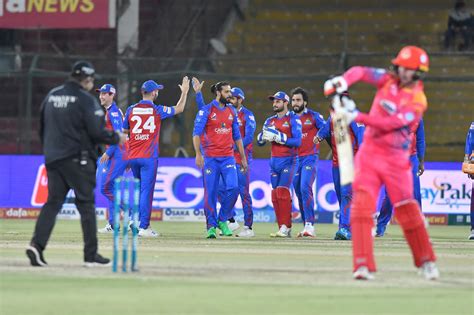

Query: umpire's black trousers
left=31, top=157, right=98, bottom=261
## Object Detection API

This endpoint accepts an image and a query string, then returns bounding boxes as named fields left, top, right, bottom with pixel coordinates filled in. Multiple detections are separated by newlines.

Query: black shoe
left=26, top=243, right=48, bottom=267
left=84, top=253, right=111, bottom=267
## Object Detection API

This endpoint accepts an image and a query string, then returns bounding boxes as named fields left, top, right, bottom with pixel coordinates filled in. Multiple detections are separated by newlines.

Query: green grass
left=1, top=220, right=473, bottom=315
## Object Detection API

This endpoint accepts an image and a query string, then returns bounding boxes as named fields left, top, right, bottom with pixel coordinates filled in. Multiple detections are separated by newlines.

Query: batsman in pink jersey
left=324, top=46, right=438, bottom=281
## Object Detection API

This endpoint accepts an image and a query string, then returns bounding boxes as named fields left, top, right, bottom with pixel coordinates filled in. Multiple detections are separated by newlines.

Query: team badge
left=304, top=119, right=312, bottom=125
left=282, top=121, right=290, bottom=128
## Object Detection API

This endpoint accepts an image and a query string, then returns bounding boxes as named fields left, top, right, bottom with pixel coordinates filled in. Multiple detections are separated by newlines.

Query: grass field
left=0, top=219, right=473, bottom=315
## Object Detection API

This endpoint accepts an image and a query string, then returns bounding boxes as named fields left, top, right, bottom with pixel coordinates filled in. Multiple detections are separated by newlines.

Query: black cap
left=71, top=60, right=95, bottom=77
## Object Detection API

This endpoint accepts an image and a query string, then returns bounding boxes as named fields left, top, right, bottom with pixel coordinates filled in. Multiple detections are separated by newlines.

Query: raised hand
left=179, top=76, right=190, bottom=93
left=192, top=77, right=204, bottom=93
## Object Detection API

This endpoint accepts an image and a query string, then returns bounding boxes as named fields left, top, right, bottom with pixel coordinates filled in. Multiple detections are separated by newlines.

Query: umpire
left=26, top=60, right=126, bottom=267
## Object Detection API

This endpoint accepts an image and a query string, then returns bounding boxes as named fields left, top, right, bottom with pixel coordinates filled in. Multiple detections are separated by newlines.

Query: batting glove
left=324, top=76, right=348, bottom=97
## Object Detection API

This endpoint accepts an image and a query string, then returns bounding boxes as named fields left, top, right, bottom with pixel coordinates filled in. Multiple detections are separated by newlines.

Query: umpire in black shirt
left=26, top=60, right=126, bottom=267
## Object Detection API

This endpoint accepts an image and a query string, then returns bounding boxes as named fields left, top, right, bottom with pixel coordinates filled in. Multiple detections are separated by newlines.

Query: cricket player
left=376, top=119, right=426, bottom=237
left=315, top=95, right=364, bottom=240
left=290, top=87, right=326, bottom=238
left=95, top=84, right=129, bottom=233
left=257, top=91, right=302, bottom=238
left=123, top=77, right=190, bottom=237
left=464, top=122, right=474, bottom=240
left=193, top=79, right=256, bottom=236
left=324, top=46, right=438, bottom=280
left=192, top=81, right=248, bottom=239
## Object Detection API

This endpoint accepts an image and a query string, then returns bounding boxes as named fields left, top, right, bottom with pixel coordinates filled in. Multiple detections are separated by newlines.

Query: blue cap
left=231, top=87, right=245, bottom=100
left=141, top=80, right=164, bottom=93
left=95, top=83, right=116, bottom=94
left=268, top=91, right=289, bottom=102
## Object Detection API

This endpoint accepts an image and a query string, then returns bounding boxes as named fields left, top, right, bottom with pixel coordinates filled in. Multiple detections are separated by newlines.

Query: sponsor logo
left=210, top=112, right=217, bottom=120
left=0, top=208, right=41, bottom=219
left=380, top=99, right=396, bottom=114
left=31, top=164, right=48, bottom=206
left=214, top=127, right=231, bottom=135
left=205, top=168, right=212, bottom=175
left=162, top=208, right=206, bottom=222
left=110, top=112, right=119, bottom=117
left=133, top=107, right=153, bottom=115
left=404, top=112, right=415, bottom=122
left=302, top=132, right=308, bottom=138
left=420, top=171, right=471, bottom=213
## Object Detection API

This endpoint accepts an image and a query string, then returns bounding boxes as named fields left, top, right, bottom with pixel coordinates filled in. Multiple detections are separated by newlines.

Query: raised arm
left=172, top=76, right=190, bottom=115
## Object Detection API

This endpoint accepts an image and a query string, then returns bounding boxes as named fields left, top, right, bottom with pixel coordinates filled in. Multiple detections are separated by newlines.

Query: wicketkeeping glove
left=257, top=132, right=266, bottom=145
left=262, top=126, right=287, bottom=144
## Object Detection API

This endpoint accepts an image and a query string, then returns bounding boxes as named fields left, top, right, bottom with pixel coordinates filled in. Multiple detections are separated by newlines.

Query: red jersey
left=193, top=101, right=241, bottom=158
left=296, top=108, right=326, bottom=157
left=263, top=111, right=302, bottom=158
left=123, top=100, right=175, bottom=159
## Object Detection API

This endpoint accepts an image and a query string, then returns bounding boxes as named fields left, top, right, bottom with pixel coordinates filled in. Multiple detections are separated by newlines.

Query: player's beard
left=219, top=96, right=229, bottom=105
left=273, top=105, right=284, bottom=113
left=292, top=104, right=304, bottom=113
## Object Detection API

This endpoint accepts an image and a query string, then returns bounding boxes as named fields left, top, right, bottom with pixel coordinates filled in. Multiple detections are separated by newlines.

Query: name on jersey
left=48, top=95, right=77, bottom=108
left=134, top=134, right=150, bottom=140
left=133, top=108, right=154, bottom=115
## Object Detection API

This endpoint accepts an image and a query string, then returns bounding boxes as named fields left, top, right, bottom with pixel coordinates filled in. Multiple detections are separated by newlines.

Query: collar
left=139, top=100, right=154, bottom=106
left=105, top=102, right=115, bottom=111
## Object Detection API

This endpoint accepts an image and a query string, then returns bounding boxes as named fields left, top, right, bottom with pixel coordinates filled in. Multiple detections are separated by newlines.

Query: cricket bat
left=331, top=96, right=354, bottom=186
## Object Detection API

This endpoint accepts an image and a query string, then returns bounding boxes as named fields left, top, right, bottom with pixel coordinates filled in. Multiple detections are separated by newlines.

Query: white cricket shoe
left=98, top=223, right=114, bottom=234
left=419, top=261, right=439, bottom=280
left=237, top=226, right=255, bottom=238
left=297, top=222, right=315, bottom=238
left=469, top=229, right=474, bottom=240
left=353, top=266, right=375, bottom=280
left=227, top=221, right=240, bottom=232
left=270, top=224, right=291, bottom=238
left=138, top=227, right=159, bottom=238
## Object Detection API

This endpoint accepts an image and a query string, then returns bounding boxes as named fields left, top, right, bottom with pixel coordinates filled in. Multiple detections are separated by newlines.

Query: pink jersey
left=263, top=111, right=302, bottom=158
left=123, top=100, right=175, bottom=159
left=343, top=66, right=428, bottom=160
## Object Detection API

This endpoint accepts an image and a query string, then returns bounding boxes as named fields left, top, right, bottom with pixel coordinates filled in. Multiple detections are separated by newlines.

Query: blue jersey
left=193, top=100, right=241, bottom=157
left=466, top=122, right=474, bottom=156
left=317, top=115, right=364, bottom=166
left=104, top=102, right=126, bottom=158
